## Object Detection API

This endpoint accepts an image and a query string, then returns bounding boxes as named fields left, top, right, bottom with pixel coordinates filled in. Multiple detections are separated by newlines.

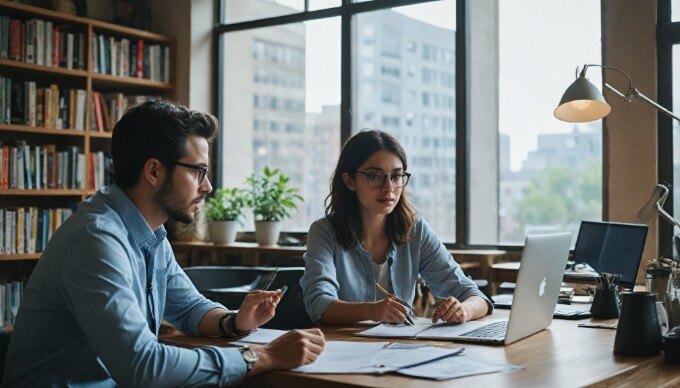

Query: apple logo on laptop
left=539, top=277, right=547, bottom=296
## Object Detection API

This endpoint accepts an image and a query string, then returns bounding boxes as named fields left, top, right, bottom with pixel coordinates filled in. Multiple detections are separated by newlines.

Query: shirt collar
left=355, top=238, right=397, bottom=264
left=104, top=185, right=167, bottom=250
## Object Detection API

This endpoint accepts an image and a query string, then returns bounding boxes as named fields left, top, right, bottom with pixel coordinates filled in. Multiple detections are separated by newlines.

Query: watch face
left=242, top=348, right=258, bottom=363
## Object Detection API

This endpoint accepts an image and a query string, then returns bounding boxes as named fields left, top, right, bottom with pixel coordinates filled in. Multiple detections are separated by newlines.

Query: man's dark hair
left=111, top=99, right=218, bottom=189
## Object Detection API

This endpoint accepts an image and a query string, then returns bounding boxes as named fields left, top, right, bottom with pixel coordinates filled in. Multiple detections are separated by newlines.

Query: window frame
left=658, top=0, right=678, bottom=256
left=213, top=0, right=603, bottom=251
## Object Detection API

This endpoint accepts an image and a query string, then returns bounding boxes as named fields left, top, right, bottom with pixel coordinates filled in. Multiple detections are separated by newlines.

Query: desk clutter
left=230, top=327, right=522, bottom=380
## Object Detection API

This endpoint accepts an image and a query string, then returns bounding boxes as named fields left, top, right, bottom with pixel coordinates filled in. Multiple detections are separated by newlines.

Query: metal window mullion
left=455, top=0, right=468, bottom=246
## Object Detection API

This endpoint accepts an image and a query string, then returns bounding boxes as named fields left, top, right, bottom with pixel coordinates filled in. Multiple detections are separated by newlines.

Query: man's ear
left=142, top=158, right=165, bottom=187
left=342, top=172, right=355, bottom=191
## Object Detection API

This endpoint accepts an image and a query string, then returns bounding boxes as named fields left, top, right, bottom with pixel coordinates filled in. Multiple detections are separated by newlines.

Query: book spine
left=44, top=21, right=52, bottom=67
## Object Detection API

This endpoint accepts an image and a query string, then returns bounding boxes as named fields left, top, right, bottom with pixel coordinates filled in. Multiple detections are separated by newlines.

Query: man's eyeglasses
left=175, top=161, right=208, bottom=184
left=354, top=171, right=411, bottom=188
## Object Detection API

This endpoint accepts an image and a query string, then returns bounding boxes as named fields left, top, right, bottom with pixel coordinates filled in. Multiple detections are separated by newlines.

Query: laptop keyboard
left=461, top=320, right=508, bottom=339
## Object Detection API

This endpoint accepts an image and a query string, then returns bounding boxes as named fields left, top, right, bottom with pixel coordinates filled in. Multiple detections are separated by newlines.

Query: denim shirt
left=300, top=217, right=492, bottom=325
left=3, top=185, right=246, bottom=387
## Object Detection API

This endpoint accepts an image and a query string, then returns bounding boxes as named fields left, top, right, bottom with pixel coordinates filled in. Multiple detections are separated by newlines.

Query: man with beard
left=3, top=100, right=325, bottom=387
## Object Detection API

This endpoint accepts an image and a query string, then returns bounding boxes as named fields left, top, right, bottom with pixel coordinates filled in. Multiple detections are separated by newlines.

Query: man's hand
left=248, top=328, right=325, bottom=376
left=234, top=290, right=282, bottom=332
left=368, top=296, right=409, bottom=323
left=432, top=296, right=469, bottom=323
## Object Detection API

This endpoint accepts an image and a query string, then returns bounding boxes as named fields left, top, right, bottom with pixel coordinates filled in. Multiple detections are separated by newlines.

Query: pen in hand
left=375, top=283, right=415, bottom=326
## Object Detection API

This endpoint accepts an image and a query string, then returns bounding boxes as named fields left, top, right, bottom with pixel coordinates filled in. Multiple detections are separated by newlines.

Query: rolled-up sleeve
left=59, top=227, right=247, bottom=387
left=163, top=254, right=227, bottom=336
left=416, top=219, right=493, bottom=314
left=300, top=220, right=340, bottom=325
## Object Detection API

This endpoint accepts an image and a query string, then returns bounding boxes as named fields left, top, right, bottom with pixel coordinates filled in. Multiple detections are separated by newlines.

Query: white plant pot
left=209, top=220, right=239, bottom=244
left=255, top=221, right=281, bottom=246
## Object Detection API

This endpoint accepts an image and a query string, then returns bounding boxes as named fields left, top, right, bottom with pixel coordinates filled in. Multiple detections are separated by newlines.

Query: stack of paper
left=291, top=340, right=522, bottom=380
left=292, top=341, right=463, bottom=374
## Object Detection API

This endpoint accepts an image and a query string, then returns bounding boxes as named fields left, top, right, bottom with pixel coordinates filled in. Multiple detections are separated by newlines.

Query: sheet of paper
left=292, top=341, right=465, bottom=374
left=397, top=354, right=523, bottom=380
left=293, top=341, right=388, bottom=374
left=231, top=328, right=287, bottom=346
left=356, top=317, right=507, bottom=340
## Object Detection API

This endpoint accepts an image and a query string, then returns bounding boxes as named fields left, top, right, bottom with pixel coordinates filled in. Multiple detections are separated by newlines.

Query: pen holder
left=590, top=288, right=620, bottom=319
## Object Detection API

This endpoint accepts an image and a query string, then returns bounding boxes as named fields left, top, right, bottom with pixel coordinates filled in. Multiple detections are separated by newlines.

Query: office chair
left=0, top=330, right=10, bottom=382
left=183, top=266, right=313, bottom=330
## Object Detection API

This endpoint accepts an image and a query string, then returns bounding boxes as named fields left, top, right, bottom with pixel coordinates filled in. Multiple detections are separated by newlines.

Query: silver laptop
left=448, top=233, right=572, bottom=345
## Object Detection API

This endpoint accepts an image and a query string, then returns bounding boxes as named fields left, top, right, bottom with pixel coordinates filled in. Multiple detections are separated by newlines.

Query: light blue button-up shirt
left=300, top=217, right=492, bottom=324
left=3, top=185, right=246, bottom=387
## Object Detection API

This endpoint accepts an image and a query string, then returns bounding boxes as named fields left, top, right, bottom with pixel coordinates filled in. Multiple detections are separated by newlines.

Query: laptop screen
left=572, top=221, right=648, bottom=288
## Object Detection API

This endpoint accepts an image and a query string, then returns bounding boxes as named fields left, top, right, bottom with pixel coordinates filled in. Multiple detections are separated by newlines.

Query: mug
left=614, top=292, right=664, bottom=356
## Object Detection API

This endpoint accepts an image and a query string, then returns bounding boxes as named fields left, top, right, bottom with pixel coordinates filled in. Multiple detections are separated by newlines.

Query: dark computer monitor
left=572, top=221, right=649, bottom=288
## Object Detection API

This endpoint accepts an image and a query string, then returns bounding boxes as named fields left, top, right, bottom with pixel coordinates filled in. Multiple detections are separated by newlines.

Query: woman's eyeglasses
left=354, top=171, right=411, bottom=188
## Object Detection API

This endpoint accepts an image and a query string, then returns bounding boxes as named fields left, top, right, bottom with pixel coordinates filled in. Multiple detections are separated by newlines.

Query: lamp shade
left=554, top=76, right=611, bottom=122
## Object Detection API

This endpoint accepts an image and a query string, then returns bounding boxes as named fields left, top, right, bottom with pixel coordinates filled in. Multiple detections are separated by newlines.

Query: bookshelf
left=0, top=0, right=176, bottom=327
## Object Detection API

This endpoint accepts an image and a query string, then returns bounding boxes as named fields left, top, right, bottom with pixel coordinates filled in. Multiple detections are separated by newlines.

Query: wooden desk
left=160, top=310, right=680, bottom=386
left=171, top=241, right=306, bottom=266
left=490, top=261, right=521, bottom=288
left=171, top=242, right=505, bottom=277
left=449, top=249, right=506, bottom=293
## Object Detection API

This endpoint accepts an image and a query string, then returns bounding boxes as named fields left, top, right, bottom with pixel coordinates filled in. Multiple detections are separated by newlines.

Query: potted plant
left=206, top=187, right=248, bottom=244
left=245, top=167, right=303, bottom=245
left=645, top=258, right=675, bottom=304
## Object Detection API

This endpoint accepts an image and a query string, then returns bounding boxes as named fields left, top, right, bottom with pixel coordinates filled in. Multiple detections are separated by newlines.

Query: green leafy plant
left=245, top=166, right=303, bottom=222
left=206, top=188, right=248, bottom=222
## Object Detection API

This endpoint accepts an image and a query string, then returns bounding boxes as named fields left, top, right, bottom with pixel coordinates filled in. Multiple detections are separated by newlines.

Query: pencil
left=375, top=283, right=415, bottom=325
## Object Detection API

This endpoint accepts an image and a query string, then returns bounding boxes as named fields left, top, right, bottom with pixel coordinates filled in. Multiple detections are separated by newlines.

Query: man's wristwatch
left=239, top=346, right=258, bottom=372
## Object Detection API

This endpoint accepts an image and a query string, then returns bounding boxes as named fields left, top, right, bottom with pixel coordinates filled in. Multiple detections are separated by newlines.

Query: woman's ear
left=342, top=172, right=355, bottom=191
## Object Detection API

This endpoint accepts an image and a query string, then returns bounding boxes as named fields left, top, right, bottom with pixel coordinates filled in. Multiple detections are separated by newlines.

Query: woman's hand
left=432, top=296, right=469, bottom=323
left=369, top=296, right=409, bottom=323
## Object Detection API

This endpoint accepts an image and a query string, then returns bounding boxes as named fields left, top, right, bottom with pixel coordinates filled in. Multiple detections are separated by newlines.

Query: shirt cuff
left=308, top=295, right=335, bottom=325
left=187, top=301, right=228, bottom=336
left=214, top=347, right=248, bottom=386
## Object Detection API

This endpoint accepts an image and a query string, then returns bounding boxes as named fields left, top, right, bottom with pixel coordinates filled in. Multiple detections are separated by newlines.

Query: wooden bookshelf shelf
left=0, top=58, right=88, bottom=78
left=0, top=0, right=175, bottom=311
left=0, top=124, right=86, bottom=137
left=91, top=73, right=174, bottom=91
left=0, top=253, right=40, bottom=261
left=0, top=189, right=85, bottom=196
left=88, top=131, right=113, bottom=139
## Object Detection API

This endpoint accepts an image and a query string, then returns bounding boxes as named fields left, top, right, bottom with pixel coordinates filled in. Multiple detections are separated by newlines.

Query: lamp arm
left=581, top=63, right=680, bottom=124
left=656, top=204, right=680, bottom=229
left=654, top=183, right=680, bottom=229
left=581, top=64, right=635, bottom=95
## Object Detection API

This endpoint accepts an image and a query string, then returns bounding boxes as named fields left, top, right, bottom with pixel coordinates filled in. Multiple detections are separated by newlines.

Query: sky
left=265, top=0, right=603, bottom=171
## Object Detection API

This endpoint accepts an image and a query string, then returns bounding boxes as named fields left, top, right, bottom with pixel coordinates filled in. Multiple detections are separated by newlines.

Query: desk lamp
left=554, top=64, right=680, bottom=123
left=554, top=64, right=680, bottom=259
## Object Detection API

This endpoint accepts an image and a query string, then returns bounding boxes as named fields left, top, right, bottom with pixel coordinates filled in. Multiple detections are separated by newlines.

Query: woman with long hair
left=300, top=130, right=491, bottom=325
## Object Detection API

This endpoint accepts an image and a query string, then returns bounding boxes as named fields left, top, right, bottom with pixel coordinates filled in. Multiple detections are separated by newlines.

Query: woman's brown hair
left=325, top=130, right=416, bottom=249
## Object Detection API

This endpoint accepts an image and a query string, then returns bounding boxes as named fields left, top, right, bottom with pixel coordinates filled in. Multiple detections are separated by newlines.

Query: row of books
left=0, top=15, right=86, bottom=70
left=89, top=151, right=113, bottom=190
left=0, top=281, right=22, bottom=327
left=1, top=207, right=73, bottom=255
left=0, top=142, right=85, bottom=190
left=93, top=34, right=170, bottom=82
left=91, top=92, right=155, bottom=132
left=1, top=77, right=87, bottom=129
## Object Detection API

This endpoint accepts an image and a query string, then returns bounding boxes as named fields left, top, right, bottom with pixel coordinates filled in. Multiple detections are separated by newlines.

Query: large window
left=220, top=2, right=340, bottom=231
left=468, top=0, right=602, bottom=245
left=353, top=1, right=456, bottom=240
left=216, top=0, right=604, bottom=245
